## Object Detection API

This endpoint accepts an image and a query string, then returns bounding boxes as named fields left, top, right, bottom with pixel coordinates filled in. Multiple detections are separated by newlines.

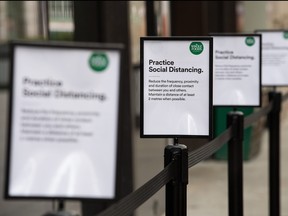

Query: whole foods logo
left=89, top=53, right=109, bottom=72
left=245, top=37, right=255, bottom=46
left=189, top=42, right=204, bottom=55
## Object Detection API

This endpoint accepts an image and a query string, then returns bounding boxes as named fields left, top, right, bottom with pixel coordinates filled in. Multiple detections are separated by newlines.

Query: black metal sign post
left=227, top=111, right=244, bottom=216
left=268, top=91, right=281, bottom=216
left=141, top=37, right=212, bottom=216
left=165, top=142, right=188, bottom=216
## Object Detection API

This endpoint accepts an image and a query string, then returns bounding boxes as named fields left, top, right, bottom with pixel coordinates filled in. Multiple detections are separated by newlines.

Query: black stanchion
left=227, top=111, right=244, bottom=216
left=165, top=143, right=188, bottom=216
left=42, top=200, right=75, bottom=216
left=268, top=91, right=282, bottom=216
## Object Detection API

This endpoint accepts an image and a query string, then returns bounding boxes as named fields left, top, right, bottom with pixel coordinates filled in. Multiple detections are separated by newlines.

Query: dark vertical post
left=58, top=200, right=64, bottom=211
left=74, top=2, right=133, bottom=216
left=165, top=144, right=188, bottom=216
left=145, top=1, right=157, bottom=36
left=170, top=2, right=236, bottom=37
left=73, top=1, right=102, bottom=42
left=227, top=111, right=244, bottom=216
left=100, top=2, right=133, bottom=211
left=268, top=91, right=281, bottom=216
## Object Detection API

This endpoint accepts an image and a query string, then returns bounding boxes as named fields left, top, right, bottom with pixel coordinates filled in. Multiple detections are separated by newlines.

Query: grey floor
left=186, top=116, right=288, bottom=216
left=0, top=89, right=288, bottom=216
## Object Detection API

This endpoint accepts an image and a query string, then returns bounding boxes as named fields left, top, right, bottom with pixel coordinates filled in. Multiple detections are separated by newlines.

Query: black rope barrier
left=94, top=92, right=288, bottom=216
left=0, top=85, right=8, bottom=90
left=243, top=92, right=288, bottom=129
left=282, top=92, right=288, bottom=102
left=244, top=102, right=273, bottom=128
left=188, top=127, right=232, bottom=168
left=95, top=161, right=176, bottom=216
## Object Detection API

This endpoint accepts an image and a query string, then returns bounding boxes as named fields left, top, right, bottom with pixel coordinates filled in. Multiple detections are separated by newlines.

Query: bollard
left=165, top=144, right=188, bottom=216
left=268, top=91, right=282, bottom=216
left=227, top=111, right=244, bottom=216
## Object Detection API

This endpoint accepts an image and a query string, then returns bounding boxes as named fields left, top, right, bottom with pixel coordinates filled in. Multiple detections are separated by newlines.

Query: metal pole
left=145, top=1, right=157, bottom=36
left=268, top=91, right=281, bottom=216
left=165, top=144, right=188, bottom=216
left=39, top=1, right=49, bottom=40
left=227, top=111, right=244, bottom=216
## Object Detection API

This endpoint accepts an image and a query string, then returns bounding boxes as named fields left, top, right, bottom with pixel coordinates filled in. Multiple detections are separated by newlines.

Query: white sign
left=7, top=42, right=121, bottom=199
left=212, top=35, right=261, bottom=106
left=256, top=30, right=288, bottom=86
left=141, top=38, right=212, bottom=137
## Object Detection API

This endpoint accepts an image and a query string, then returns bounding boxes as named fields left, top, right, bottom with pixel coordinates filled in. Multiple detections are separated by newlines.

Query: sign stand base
left=42, top=211, right=75, bottom=216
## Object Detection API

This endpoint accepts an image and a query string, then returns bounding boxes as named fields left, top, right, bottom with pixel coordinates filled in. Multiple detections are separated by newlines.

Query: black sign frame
left=140, top=37, right=213, bottom=139
left=255, top=29, right=288, bottom=87
left=5, top=40, right=124, bottom=201
left=210, top=33, right=262, bottom=108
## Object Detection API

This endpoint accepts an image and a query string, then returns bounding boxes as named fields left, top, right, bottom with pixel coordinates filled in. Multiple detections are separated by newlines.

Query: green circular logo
left=189, top=42, right=204, bottom=55
left=89, top=53, right=109, bottom=72
left=283, top=31, right=288, bottom=39
left=245, top=37, right=255, bottom=46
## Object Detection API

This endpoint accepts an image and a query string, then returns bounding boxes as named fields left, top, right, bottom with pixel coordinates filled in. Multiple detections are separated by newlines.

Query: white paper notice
left=8, top=44, right=120, bottom=199
left=257, top=31, right=288, bottom=86
left=142, top=39, right=211, bottom=137
left=212, top=35, right=261, bottom=106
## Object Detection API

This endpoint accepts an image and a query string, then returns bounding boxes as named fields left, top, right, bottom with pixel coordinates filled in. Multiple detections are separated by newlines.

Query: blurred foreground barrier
left=268, top=92, right=281, bottom=216
left=96, top=91, right=288, bottom=216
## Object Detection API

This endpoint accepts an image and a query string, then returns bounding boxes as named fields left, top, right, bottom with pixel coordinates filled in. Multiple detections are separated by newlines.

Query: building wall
left=0, top=1, right=8, bottom=40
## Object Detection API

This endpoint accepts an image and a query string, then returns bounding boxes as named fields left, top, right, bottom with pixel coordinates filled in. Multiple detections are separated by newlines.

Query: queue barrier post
left=165, top=144, right=188, bottom=216
left=268, top=91, right=282, bottom=216
left=227, top=111, right=244, bottom=216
